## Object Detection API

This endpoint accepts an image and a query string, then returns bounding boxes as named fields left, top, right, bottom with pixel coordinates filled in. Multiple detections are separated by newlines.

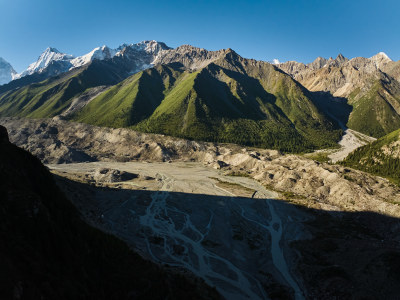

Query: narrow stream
left=237, top=198, right=304, bottom=300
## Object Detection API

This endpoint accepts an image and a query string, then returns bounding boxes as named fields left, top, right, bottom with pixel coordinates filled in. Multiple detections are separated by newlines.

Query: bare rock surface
left=59, top=85, right=110, bottom=118
left=277, top=53, right=395, bottom=98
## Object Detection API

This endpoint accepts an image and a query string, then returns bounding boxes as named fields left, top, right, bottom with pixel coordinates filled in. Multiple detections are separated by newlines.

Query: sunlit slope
left=74, top=53, right=341, bottom=152
left=342, top=128, right=400, bottom=184
left=0, top=60, right=126, bottom=118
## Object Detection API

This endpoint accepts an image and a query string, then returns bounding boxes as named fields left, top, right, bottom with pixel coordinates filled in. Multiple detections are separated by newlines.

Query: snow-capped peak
left=369, top=51, right=392, bottom=68
left=71, top=45, right=117, bottom=68
left=16, top=47, right=74, bottom=78
left=13, top=40, right=173, bottom=81
left=115, top=40, right=170, bottom=55
left=371, top=52, right=391, bottom=60
left=45, top=47, right=61, bottom=54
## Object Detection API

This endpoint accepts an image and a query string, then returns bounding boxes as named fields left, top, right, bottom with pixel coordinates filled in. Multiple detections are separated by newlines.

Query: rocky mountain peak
left=308, top=56, right=328, bottom=70
left=45, top=47, right=61, bottom=54
left=15, top=47, right=74, bottom=79
left=335, top=53, right=348, bottom=63
left=370, top=52, right=393, bottom=68
left=70, top=45, right=117, bottom=68
left=121, top=40, right=171, bottom=55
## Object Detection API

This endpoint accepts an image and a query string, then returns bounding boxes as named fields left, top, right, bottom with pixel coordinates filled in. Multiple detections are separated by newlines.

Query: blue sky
left=1, top=0, right=399, bottom=72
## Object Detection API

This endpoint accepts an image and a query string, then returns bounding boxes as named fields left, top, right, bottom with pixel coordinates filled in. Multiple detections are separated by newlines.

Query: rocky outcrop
left=277, top=53, right=389, bottom=97
left=153, top=45, right=232, bottom=70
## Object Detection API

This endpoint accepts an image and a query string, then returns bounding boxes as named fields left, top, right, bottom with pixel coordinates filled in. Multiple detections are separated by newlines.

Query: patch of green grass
left=0, top=61, right=124, bottom=119
left=304, top=151, right=331, bottom=163
left=209, top=177, right=256, bottom=197
left=346, top=80, right=400, bottom=138
left=280, top=191, right=307, bottom=200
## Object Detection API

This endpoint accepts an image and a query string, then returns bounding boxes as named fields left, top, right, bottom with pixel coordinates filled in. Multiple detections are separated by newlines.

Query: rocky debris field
left=2, top=117, right=399, bottom=218
left=50, top=161, right=400, bottom=300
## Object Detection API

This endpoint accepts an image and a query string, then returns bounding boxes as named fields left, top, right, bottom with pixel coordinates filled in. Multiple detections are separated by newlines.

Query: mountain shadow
left=311, top=91, right=352, bottom=130
left=54, top=172, right=400, bottom=300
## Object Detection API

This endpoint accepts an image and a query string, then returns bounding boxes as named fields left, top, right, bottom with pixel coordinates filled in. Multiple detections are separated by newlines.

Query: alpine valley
left=1, top=41, right=400, bottom=300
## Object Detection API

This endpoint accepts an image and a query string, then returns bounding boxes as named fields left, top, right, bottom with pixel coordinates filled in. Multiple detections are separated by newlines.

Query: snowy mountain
left=15, top=47, right=74, bottom=79
left=0, top=57, right=16, bottom=85
left=70, top=45, right=117, bottom=68
left=14, top=40, right=171, bottom=81
left=369, top=51, right=393, bottom=68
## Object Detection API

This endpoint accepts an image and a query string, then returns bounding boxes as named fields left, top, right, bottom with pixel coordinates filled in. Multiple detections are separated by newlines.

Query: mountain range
left=8, top=40, right=170, bottom=80
left=1, top=40, right=400, bottom=152
left=0, top=42, right=341, bottom=152
left=277, top=52, right=400, bottom=138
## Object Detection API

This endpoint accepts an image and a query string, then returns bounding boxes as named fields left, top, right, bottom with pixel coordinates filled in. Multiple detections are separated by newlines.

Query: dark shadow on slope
left=55, top=175, right=400, bottom=300
left=0, top=131, right=221, bottom=300
left=198, top=63, right=279, bottom=121
left=311, top=91, right=352, bottom=130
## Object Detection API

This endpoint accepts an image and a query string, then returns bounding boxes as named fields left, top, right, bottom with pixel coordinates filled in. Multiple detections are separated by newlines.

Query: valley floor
left=49, top=161, right=306, bottom=300
left=49, top=160, right=400, bottom=300
left=328, top=128, right=376, bottom=163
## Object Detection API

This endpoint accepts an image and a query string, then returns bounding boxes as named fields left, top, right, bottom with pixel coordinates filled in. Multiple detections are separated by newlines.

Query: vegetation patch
left=342, top=129, right=400, bottom=185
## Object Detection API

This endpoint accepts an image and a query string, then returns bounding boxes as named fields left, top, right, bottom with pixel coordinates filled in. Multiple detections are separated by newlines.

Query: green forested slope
left=0, top=51, right=342, bottom=152
left=346, top=79, right=400, bottom=138
left=342, top=128, right=400, bottom=184
left=74, top=53, right=341, bottom=152
left=0, top=60, right=127, bottom=118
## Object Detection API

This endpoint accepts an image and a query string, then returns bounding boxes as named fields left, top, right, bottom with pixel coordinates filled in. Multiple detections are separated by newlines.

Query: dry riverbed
left=49, top=161, right=307, bottom=300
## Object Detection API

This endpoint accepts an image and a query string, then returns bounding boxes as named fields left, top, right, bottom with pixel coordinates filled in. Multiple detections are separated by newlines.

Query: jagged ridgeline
left=0, top=49, right=341, bottom=152
left=277, top=53, right=400, bottom=138
left=342, top=128, right=400, bottom=184
left=72, top=51, right=341, bottom=152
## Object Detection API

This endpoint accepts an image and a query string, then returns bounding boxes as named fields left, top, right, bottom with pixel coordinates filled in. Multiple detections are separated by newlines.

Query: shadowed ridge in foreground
left=0, top=125, right=221, bottom=300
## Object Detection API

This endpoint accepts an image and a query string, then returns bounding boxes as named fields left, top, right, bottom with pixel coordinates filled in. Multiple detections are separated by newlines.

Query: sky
left=1, top=0, right=399, bottom=72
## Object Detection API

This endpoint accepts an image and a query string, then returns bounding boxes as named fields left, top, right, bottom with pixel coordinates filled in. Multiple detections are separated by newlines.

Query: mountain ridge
left=277, top=52, right=400, bottom=138
left=72, top=50, right=341, bottom=152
